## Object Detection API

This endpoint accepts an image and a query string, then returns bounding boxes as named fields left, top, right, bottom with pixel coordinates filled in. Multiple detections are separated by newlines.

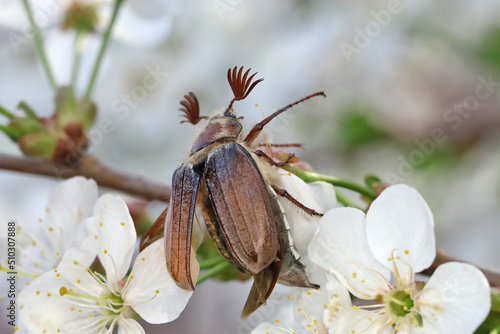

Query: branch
left=422, top=248, right=500, bottom=288
left=0, top=153, right=170, bottom=202
left=1, top=153, right=500, bottom=288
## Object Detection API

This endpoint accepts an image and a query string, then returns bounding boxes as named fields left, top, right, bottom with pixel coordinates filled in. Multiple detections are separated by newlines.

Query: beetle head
left=186, top=66, right=263, bottom=153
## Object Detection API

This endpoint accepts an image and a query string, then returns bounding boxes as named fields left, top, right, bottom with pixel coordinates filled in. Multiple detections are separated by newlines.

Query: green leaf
left=475, top=27, right=500, bottom=71
left=337, top=106, right=389, bottom=150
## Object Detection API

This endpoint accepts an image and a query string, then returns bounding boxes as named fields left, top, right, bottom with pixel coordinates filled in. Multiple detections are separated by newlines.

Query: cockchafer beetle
left=140, top=66, right=326, bottom=318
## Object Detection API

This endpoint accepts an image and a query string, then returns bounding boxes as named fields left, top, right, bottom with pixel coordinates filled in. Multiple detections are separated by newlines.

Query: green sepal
left=19, top=131, right=57, bottom=159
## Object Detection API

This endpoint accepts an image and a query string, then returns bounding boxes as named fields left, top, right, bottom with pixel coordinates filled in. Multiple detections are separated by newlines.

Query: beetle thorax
left=191, top=113, right=243, bottom=153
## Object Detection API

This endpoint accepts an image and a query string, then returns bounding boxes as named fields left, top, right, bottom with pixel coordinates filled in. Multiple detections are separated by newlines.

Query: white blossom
left=19, top=194, right=198, bottom=334
left=308, top=184, right=491, bottom=334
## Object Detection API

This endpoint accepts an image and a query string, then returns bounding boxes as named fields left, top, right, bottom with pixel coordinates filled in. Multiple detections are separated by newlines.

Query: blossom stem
left=0, top=105, right=16, bottom=119
left=71, top=32, right=86, bottom=89
left=199, top=257, right=226, bottom=270
left=335, top=191, right=363, bottom=210
left=197, top=261, right=232, bottom=285
left=85, top=0, right=124, bottom=98
left=21, top=0, right=56, bottom=90
left=286, top=165, right=377, bottom=200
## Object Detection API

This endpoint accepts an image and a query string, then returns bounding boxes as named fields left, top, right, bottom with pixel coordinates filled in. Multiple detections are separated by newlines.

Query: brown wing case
left=203, top=143, right=281, bottom=274
left=165, top=163, right=200, bottom=291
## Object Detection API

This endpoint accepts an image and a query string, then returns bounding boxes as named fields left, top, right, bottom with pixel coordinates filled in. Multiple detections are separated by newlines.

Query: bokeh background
left=1, top=0, right=500, bottom=333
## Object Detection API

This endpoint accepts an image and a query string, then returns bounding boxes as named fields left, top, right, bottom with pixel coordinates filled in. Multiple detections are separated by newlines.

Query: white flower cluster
left=9, top=177, right=195, bottom=334
left=253, top=184, right=491, bottom=334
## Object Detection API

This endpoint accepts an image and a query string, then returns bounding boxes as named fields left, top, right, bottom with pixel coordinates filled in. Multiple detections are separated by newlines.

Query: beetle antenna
left=227, top=66, right=264, bottom=111
left=178, top=92, right=208, bottom=125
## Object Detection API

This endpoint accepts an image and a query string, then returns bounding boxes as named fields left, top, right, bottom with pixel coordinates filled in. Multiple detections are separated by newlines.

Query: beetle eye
left=227, top=66, right=264, bottom=110
left=178, top=92, right=208, bottom=125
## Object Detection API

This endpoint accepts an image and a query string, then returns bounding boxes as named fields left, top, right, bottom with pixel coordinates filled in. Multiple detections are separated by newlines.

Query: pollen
left=352, top=306, right=359, bottom=311
left=307, top=291, right=312, bottom=295
left=141, top=257, right=145, bottom=261
left=99, top=222, right=103, bottom=226
left=155, top=290, right=160, bottom=294
left=49, top=227, right=54, bottom=231
left=56, top=273, right=60, bottom=277
left=74, top=260, right=78, bottom=265
left=130, top=275, right=134, bottom=279
left=56, top=252, right=60, bottom=256
left=77, top=279, right=81, bottom=283
left=94, top=235, right=98, bottom=240
left=71, top=307, right=75, bottom=311
left=352, top=272, right=357, bottom=278
left=32, top=241, right=37, bottom=246
left=104, top=250, right=108, bottom=254
left=121, top=222, right=125, bottom=226
left=275, top=319, right=280, bottom=323
left=405, top=250, right=410, bottom=255
left=36, top=291, right=40, bottom=295
left=47, top=293, right=51, bottom=297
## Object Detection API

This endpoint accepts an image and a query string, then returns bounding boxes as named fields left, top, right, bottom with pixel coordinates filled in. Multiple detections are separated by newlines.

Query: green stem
left=71, top=32, right=85, bottom=89
left=199, top=257, right=226, bottom=270
left=287, top=165, right=377, bottom=200
left=21, top=0, right=56, bottom=89
left=85, top=0, right=124, bottom=98
left=335, top=191, right=362, bottom=210
left=0, top=125, right=22, bottom=139
left=18, top=101, right=38, bottom=119
left=0, top=105, right=16, bottom=119
left=197, top=261, right=232, bottom=285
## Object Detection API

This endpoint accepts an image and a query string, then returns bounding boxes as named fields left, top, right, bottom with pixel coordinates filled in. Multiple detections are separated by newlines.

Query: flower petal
left=291, top=257, right=350, bottom=328
left=274, top=171, right=334, bottom=252
left=309, top=207, right=391, bottom=299
left=124, top=239, right=197, bottom=324
left=19, top=269, right=98, bottom=334
left=46, top=176, right=98, bottom=251
left=418, top=262, right=490, bottom=334
left=366, top=184, right=435, bottom=280
left=117, top=318, right=146, bottom=334
left=327, top=307, right=387, bottom=334
left=94, top=194, right=137, bottom=285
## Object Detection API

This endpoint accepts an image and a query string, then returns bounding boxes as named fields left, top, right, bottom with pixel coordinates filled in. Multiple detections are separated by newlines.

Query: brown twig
left=422, top=248, right=500, bottom=288
left=0, top=153, right=171, bottom=202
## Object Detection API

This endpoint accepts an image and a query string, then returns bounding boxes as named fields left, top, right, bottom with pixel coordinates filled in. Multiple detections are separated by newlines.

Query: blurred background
left=1, top=0, right=499, bottom=332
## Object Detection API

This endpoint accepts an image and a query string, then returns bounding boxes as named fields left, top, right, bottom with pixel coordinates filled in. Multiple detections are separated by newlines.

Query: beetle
left=140, top=66, right=326, bottom=318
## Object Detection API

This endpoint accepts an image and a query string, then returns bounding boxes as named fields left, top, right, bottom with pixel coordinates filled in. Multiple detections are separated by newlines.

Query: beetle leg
left=244, top=92, right=325, bottom=145
left=271, top=184, right=323, bottom=217
left=254, top=149, right=298, bottom=167
left=139, top=206, right=168, bottom=251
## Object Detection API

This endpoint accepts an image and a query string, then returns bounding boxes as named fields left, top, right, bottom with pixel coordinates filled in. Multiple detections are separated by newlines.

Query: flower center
left=385, top=290, right=414, bottom=317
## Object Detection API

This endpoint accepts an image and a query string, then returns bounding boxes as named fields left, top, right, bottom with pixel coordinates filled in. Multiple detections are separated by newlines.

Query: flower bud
left=19, top=131, right=57, bottom=160
left=62, top=1, right=98, bottom=33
